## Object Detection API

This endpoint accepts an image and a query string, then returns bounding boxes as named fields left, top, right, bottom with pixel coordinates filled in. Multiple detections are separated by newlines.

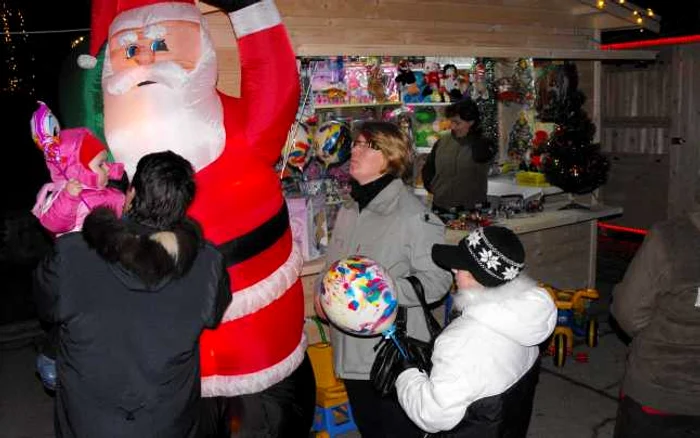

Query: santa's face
left=106, top=20, right=201, bottom=90
left=103, top=11, right=224, bottom=179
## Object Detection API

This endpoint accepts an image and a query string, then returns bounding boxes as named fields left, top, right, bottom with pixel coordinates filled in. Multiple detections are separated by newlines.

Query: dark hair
left=445, top=98, right=481, bottom=121
left=442, top=63, right=458, bottom=75
left=445, top=98, right=481, bottom=129
left=127, top=151, right=195, bottom=229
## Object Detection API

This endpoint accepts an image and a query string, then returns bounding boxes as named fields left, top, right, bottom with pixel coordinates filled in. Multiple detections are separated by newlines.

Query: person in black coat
left=33, top=151, right=232, bottom=438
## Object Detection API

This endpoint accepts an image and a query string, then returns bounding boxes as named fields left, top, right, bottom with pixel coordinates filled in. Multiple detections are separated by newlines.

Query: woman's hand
left=66, top=179, right=83, bottom=197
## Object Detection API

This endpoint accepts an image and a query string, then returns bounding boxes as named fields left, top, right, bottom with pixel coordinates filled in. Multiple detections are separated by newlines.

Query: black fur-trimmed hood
left=82, top=207, right=202, bottom=291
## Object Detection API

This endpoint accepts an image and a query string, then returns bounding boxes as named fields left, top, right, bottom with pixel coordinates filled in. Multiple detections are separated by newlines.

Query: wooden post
left=592, top=30, right=602, bottom=207
left=668, top=45, right=700, bottom=218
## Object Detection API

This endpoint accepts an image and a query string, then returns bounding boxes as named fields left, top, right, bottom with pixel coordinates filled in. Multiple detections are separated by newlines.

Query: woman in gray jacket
left=322, top=121, right=453, bottom=438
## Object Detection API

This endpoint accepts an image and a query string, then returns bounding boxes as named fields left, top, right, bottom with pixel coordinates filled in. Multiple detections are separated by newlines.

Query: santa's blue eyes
left=125, top=45, right=138, bottom=58
left=125, top=39, right=169, bottom=59
left=151, top=39, right=168, bottom=52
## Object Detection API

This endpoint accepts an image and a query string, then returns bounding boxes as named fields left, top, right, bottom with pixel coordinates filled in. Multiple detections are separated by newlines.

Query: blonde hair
left=355, top=121, right=412, bottom=179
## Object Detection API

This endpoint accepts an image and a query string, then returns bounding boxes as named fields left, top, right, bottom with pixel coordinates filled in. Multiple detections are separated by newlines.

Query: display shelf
left=314, top=101, right=452, bottom=110
left=403, top=102, right=452, bottom=107
left=314, top=102, right=402, bottom=110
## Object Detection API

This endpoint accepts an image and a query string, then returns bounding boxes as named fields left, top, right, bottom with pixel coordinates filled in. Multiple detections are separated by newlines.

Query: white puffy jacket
left=395, top=275, right=557, bottom=434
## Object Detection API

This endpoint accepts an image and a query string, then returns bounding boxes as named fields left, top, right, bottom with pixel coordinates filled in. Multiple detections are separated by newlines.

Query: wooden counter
left=447, top=201, right=622, bottom=289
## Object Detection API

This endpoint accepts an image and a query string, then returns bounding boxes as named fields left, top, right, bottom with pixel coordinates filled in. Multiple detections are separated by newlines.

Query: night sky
left=602, top=0, right=700, bottom=43
left=3, top=0, right=90, bottom=210
left=2, top=0, right=699, bottom=211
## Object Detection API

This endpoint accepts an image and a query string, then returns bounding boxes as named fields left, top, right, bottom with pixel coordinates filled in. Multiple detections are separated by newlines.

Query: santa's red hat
left=78, top=0, right=200, bottom=69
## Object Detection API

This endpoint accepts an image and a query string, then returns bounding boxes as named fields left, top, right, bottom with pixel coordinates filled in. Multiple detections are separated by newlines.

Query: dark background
left=2, top=0, right=91, bottom=211
left=602, top=0, right=700, bottom=44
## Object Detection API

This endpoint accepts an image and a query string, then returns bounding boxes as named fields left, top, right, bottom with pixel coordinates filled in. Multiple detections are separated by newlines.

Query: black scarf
left=350, top=174, right=396, bottom=211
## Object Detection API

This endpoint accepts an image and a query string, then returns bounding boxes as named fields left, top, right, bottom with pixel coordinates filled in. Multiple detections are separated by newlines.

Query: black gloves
left=199, top=0, right=260, bottom=13
left=396, top=355, right=419, bottom=374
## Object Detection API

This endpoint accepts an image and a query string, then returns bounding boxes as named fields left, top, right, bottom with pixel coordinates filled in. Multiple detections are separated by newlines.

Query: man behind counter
left=421, top=98, right=496, bottom=217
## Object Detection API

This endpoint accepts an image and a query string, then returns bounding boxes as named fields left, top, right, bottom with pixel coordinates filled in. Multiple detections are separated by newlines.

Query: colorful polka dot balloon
left=314, top=120, right=352, bottom=168
left=318, top=256, right=398, bottom=336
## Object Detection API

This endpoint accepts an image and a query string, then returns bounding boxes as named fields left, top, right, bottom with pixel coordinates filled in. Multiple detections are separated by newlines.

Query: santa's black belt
left=216, top=202, right=289, bottom=267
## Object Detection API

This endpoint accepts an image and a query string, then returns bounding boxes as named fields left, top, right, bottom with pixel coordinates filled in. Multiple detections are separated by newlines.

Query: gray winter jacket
left=323, top=179, right=453, bottom=380
left=611, top=212, right=700, bottom=415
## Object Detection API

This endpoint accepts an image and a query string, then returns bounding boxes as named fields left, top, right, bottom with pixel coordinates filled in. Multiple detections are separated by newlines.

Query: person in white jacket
left=395, top=226, right=557, bottom=437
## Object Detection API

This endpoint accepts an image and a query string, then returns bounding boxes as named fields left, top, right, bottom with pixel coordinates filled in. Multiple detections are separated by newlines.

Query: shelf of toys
left=277, top=56, right=602, bottom=265
left=277, top=56, right=487, bottom=263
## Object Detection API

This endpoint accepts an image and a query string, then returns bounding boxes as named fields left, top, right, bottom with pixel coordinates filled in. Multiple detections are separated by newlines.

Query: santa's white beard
left=103, top=37, right=224, bottom=179
left=104, top=84, right=224, bottom=178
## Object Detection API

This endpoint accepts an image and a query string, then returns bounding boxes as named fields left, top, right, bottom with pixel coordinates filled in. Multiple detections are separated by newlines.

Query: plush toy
left=442, top=64, right=463, bottom=102
left=470, top=62, right=490, bottom=101
left=396, top=59, right=422, bottom=103
left=367, top=59, right=387, bottom=102
left=424, top=61, right=444, bottom=102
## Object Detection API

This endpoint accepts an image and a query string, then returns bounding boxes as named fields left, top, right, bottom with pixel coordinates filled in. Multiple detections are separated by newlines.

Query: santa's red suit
left=191, top=87, right=306, bottom=397
left=82, top=0, right=308, bottom=404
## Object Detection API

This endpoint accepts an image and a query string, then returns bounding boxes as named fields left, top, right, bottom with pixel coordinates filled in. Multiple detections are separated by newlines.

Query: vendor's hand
left=66, top=179, right=83, bottom=197
left=199, top=0, right=260, bottom=12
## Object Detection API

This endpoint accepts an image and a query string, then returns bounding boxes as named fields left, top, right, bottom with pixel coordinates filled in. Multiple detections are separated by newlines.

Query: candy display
left=318, top=256, right=398, bottom=336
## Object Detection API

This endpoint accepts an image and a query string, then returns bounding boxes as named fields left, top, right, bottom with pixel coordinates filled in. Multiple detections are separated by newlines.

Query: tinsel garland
left=474, top=58, right=499, bottom=144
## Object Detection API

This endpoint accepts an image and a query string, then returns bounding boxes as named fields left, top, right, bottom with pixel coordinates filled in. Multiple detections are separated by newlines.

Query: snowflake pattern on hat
left=465, top=228, right=525, bottom=283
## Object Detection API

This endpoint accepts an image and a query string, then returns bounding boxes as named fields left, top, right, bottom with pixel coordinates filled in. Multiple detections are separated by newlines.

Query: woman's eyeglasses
left=352, top=140, right=378, bottom=150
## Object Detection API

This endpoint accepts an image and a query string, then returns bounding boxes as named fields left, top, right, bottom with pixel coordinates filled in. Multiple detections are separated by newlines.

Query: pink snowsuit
left=32, top=128, right=126, bottom=236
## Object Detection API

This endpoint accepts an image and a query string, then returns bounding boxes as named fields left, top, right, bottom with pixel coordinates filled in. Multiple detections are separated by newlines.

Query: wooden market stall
left=600, top=39, right=700, bottom=230
left=197, top=0, right=661, bottom=340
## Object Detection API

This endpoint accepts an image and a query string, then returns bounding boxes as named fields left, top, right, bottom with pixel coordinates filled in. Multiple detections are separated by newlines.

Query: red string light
left=597, top=222, right=648, bottom=235
left=600, top=35, right=700, bottom=50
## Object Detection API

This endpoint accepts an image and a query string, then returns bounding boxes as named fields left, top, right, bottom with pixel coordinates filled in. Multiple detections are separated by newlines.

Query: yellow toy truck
left=541, top=284, right=600, bottom=367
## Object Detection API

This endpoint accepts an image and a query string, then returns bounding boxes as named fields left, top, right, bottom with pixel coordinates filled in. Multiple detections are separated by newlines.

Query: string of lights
left=590, top=0, right=660, bottom=29
left=1, top=1, right=35, bottom=94
left=5, top=27, right=90, bottom=35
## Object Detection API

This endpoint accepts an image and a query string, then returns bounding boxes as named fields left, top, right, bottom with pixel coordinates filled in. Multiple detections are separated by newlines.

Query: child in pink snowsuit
left=30, top=101, right=127, bottom=391
left=31, top=102, right=126, bottom=235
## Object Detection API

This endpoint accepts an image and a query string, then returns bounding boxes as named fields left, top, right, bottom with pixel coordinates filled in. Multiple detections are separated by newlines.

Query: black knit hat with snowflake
left=432, top=226, right=525, bottom=287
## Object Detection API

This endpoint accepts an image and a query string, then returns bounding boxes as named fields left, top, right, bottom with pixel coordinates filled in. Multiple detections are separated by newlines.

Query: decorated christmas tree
left=541, top=63, right=609, bottom=209
left=507, top=111, right=533, bottom=164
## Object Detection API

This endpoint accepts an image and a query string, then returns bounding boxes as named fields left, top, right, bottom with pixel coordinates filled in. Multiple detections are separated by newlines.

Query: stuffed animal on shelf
left=424, top=61, right=444, bottom=102
left=367, top=59, right=387, bottom=102
left=396, top=59, right=423, bottom=103
left=470, top=62, right=490, bottom=101
left=442, top=64, right=464, bottom=102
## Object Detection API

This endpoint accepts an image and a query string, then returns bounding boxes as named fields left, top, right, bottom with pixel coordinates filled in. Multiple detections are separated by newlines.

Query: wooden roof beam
left=573, top=0, right=661, bottom=33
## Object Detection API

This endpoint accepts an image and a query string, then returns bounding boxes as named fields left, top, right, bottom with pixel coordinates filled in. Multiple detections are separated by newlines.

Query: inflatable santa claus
left=79, top=0, right=313, bottom=434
